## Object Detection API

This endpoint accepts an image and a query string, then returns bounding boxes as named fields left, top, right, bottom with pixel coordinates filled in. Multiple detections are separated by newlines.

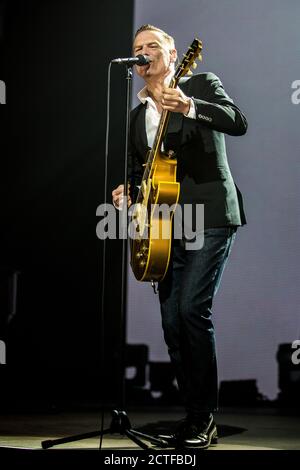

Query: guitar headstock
left=174, top=38, right=203, bottom=81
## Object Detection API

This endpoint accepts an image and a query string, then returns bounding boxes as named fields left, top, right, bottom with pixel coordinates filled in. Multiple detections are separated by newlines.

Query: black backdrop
left=0, top=0, right=134, bottom=409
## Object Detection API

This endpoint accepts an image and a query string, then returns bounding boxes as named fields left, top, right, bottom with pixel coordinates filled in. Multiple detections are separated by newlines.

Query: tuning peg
left=198, top=53, right=202, bottom=61
left=186, top=69, right=193, bottom=76
left=192, top=62, right=197, bottom=69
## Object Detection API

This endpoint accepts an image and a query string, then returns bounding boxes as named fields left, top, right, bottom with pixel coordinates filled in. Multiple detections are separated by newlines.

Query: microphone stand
left=41, top=63, right=168, bottom=451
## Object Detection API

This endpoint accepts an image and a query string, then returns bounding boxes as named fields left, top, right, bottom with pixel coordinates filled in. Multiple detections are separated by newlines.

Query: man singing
left=112, top=24, right=247, bottom=449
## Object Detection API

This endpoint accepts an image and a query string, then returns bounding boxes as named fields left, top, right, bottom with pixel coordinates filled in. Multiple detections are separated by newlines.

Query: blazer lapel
left=133, top=103, right=150, bottom=158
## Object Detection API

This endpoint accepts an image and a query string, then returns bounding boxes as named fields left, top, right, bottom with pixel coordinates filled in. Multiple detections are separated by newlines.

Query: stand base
left=41, top=409, right=169, bottom=450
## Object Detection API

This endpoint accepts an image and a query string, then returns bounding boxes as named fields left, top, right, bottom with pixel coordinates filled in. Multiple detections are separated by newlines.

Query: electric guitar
left=130, top=38, right=202, bottom=282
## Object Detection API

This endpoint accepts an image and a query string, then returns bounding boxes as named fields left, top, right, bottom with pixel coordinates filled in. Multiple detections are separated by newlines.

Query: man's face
left=133, top=30, right=177, bottom=81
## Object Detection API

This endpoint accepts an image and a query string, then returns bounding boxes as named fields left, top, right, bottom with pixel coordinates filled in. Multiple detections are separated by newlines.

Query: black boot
left=158, top=414, right=218, bottom=449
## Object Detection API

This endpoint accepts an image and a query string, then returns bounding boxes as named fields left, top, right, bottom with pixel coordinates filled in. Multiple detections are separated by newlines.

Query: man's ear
left=170, top=48, right=177, bottom=64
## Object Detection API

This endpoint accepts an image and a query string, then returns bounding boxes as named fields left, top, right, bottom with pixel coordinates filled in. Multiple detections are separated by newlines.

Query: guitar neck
left=151, top=76, right=178, bottom=156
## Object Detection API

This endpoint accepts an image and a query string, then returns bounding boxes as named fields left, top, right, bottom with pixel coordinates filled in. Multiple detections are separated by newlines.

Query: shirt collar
left=137, top=86, right=149, bottom=105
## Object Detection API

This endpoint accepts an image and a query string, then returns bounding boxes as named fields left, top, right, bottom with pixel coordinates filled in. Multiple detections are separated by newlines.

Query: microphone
left=111, top=54, right=151, bottom=66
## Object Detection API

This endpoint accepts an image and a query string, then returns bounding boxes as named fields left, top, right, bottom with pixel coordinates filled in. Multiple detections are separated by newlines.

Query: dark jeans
left=158, top=227, right=237, bottom=416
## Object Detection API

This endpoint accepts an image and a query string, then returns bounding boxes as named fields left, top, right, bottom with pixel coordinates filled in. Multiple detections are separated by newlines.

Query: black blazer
left=128, top=72, right=248, bottom=228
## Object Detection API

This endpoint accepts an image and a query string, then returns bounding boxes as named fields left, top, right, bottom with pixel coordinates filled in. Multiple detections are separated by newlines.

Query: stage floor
left=0, top=406, right=299, bottom=451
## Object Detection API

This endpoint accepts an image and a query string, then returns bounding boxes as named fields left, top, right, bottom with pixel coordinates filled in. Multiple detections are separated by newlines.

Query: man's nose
left=141, top=45, right=150, bottom=55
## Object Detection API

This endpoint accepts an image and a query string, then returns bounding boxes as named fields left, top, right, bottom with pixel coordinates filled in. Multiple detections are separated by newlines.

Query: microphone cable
left=98, top=60, right=113, bottom=451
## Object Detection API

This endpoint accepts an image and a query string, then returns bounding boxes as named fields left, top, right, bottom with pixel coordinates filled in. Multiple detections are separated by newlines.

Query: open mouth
left=144, top=62, right=152, bottom=72
left=138, top=62, right=151, bottom=74
left=137, top=58, right=152, bottom=73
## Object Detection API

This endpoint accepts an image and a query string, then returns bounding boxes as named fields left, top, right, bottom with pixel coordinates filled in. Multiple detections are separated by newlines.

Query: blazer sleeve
left=190, top=73, right=248, bottom=136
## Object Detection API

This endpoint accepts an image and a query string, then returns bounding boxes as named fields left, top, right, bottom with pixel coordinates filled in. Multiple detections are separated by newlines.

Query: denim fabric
left=158, top=227, right=237, bottom=415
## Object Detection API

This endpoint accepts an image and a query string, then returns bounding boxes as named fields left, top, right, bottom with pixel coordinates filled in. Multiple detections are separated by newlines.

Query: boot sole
left=183, top=426, right=218, bottom=449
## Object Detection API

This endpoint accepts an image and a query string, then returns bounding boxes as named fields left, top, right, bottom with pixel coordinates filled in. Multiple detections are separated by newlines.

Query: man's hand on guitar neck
left=112, top=184, right=132, bottom=210
left=161, top=87, right=193, bottom=116
left=147, top=83, right=194, bottom=117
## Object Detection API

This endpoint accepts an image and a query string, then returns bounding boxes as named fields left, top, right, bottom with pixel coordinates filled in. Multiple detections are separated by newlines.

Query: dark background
left=0, top=0, right=133, bottom=409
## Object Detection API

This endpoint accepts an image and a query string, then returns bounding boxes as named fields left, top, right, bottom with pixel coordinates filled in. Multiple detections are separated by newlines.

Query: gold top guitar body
left=130, top=39, right=202, bottom=282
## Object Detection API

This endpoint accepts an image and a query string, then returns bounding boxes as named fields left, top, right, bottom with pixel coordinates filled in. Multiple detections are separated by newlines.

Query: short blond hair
left=134, top=24, right=175, bottom=49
